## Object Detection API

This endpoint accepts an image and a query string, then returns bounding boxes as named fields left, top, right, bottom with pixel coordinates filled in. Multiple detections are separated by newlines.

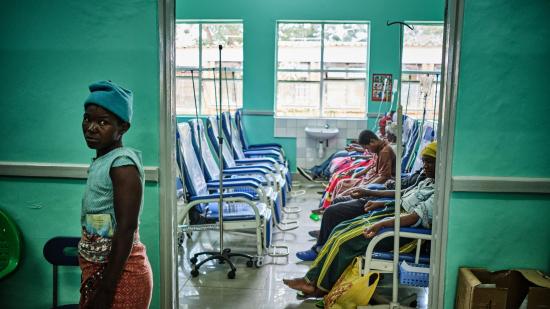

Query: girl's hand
left=83, top=286, right=115, bottom=309
left=363, top=223, right=382, bottom=238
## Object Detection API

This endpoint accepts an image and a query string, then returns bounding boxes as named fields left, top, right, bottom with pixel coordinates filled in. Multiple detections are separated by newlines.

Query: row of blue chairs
left=176, top=110, right=296, bottom=262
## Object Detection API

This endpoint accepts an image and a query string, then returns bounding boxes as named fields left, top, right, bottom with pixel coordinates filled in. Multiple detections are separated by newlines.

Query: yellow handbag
left=324, top=257, right=380, bottom=309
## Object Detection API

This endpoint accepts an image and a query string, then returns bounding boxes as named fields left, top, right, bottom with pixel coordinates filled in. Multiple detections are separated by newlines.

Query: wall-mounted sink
left=305, top=127, right=339, bottom=140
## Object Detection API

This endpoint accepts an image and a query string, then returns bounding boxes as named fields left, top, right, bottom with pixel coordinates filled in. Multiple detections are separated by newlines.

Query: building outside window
left=275, top=22, right=370, bottom=119
left=400, top=23, right=444, bottom=121
left=176, top=21, right=243, bottom=115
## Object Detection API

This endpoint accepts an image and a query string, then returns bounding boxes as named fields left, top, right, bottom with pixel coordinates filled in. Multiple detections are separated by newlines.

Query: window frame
left=175, top=19, right=244, bottom=116
left=275, top=20, right=371, bottom=119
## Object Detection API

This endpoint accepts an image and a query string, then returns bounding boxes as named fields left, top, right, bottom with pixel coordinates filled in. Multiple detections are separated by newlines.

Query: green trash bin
left=0, top=209, right=21, bottom=279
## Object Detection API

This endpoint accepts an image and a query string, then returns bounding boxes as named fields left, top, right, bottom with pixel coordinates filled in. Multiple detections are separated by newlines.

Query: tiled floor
left=177, top=178, right=428, bottom=308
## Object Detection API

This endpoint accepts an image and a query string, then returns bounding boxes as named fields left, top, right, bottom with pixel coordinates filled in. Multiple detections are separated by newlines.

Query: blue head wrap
left=84, top=80, right=133, bottom=123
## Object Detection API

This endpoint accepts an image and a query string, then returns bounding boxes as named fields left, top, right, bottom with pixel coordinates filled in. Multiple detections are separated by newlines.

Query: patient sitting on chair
left=284, top=142, right=437, bottom=297
left=296, top=167, right=427, bottom=261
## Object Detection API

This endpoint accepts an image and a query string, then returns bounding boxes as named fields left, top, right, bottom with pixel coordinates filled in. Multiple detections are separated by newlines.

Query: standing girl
left=79, top=81, right=153, bottom=308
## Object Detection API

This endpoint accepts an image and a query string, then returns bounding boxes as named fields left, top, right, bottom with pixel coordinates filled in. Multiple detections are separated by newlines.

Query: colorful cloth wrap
left=79, top=230, right=153, bottom=308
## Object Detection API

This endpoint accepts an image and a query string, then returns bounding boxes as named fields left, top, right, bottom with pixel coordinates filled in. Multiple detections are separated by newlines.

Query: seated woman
left=284, top=142, right=437, bottom=296
left=316, top=154, right=374, bottom=211
left=297, top=166, right=428, bottom=261
left=297, top=143, right=365, bottom=181
left=318, top=130, right=395, bottom=210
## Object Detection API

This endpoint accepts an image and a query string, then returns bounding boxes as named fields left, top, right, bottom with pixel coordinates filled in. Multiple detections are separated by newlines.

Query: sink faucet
left=324, top=123, right=329, bottom=129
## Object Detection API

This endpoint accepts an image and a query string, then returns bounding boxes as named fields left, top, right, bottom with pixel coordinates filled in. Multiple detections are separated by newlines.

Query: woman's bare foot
left=283, top=278, right=316, bottom=295
left=283, top=278, right=326, bottom=297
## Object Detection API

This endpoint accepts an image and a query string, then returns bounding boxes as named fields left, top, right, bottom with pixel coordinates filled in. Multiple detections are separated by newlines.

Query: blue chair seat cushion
left=205, top=202, right=269, bottom=221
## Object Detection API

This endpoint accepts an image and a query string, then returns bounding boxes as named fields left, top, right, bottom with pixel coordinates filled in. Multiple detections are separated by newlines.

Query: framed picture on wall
left=371, top=74, right=393, bottom=102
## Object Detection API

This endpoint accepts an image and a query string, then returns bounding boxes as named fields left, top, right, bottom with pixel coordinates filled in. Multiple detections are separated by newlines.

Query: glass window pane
left=200, top=70, right=219, bottom=116
left=277, top=23, right=321, bottom=70
left=220, top=70, right=242, bottom=113
left=322, top=72, right=366, bottom=118
left=400, top=73, right=440, bottom=120
left=276, top=72, right=320, bottom=117
left=324, top=24, right=368, bottom=71
left=402, top=25, right=443, bottom=72
left=176, top=23, right=199, bottom=68
left=175, top=71, right=199, bottom=115
left=175, top=22, right=243, bottom=115
left=202, top=23, right=243, bottom=70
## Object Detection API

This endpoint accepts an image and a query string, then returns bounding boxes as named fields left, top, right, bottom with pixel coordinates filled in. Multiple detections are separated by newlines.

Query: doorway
left=158, top=0, right=465, bottom=307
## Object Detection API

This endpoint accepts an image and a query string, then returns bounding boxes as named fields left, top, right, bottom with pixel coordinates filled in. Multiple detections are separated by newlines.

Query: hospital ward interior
left=1, top=0, right=549, bottom=308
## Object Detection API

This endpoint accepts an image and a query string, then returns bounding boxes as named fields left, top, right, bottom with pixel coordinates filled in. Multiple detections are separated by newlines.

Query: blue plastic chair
left=235, top=108, right=284, bottom=153
left=206, top=116, right=290, bottom=197
left=222, top=112, right=293, bottom=189
left=410, top=120, right=437, bottom=173
left=222, top=111, right=286, bottom=161
left=401, top=116, right=421, bottom=173
left=362, top=227, right=431, bottom=276
left=188, top=119, right=296, bottom=230
left=43, top=236, right=80, bottom=309
left=176, top=122, right=274, bottom=257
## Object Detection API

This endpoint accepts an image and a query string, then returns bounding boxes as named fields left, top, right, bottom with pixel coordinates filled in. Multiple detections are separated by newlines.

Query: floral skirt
left=79, top=241, right=153, bottom=308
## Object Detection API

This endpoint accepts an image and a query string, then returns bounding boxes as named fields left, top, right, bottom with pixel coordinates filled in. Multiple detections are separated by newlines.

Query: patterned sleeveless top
left=79, top=147, right=144, bottom=262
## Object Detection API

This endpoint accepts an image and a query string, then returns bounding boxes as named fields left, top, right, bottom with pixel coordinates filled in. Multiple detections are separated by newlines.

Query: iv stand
left=190, top=45, right=254, bottom=280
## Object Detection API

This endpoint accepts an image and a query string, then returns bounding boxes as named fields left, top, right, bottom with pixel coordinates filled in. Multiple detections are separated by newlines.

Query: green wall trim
left=0, top=162, right=160, bottom=183
left=452, top=176, right=550, bottom=194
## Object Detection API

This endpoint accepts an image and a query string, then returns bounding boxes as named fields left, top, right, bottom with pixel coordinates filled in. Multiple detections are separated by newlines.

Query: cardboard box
left=456, top=268, right=550, bottom=309
left=518, top=269, right=550, bottom=309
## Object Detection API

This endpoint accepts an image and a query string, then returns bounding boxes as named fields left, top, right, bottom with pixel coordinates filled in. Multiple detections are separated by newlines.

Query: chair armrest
left=223, top=167, right=271, bottom=174
left=234, top=163, right=276, bottom=173
left=243, top=151, right=284, bottom=162
left=248, top=143, right=282, bottom=149
left=244, top=149, right=281, bottom=157
left=206, top=180, right=261, bottom=190
left=378, top=227, right=432, bottom=235
left=367, top=183, right=386, bottom=190
left=224, top=175, right=263, bottom=184
left=236, top=157, right=278, bottom=165
left=189, top=191, right=256, bottom=202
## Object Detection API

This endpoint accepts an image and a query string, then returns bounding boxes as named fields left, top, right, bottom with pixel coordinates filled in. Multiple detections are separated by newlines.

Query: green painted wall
left=176, top=0, right=444, bottom=171
left=444, top=0, right=550, bottom=307
left=0, top=1, right=161, bottom=308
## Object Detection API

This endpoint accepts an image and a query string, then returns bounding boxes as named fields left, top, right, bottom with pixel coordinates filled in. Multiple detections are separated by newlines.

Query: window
left=400, top=24, right=444, bottom=120
left=276, top=22, right=369, bottom=118
left=176, top=21, right=243, bottom=115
